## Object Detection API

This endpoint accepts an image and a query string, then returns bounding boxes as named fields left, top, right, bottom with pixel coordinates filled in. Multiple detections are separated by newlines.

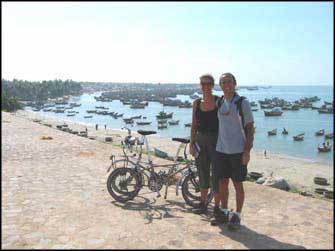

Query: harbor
left=22, top=84, right=334, bottom=165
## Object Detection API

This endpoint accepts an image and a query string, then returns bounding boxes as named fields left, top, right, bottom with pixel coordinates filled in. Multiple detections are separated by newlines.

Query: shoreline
left=17, top=109, right=332, bottom=166
left=13, top=110, right=334, bottom=196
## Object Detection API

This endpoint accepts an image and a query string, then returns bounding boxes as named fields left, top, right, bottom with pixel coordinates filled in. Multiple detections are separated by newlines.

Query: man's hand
left=189, top=143, right=196, bottom=157
left=242, top=151, right=250, bottom=165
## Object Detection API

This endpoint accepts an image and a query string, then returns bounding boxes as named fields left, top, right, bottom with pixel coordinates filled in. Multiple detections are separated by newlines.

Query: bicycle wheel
left=107, top=168, right=141, bottom=202
left=181, top=171, right=213, bottom=208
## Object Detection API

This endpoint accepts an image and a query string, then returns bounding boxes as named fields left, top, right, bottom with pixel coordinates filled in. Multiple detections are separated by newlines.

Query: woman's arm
left=190, top=100, right=197, bottom=144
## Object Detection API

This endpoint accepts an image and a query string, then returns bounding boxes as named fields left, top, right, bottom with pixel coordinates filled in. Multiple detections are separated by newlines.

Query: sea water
left=27, top=85, right=333, bottom=165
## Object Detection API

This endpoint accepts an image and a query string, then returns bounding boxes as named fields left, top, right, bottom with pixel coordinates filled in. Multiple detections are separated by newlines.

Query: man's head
left=219, top=72, right=237, bottom=95
left=199, top=73, right=214, bottom=93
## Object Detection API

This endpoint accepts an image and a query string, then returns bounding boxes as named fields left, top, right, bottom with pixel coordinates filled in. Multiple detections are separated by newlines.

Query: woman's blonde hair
left=199, top=74, right=214, bottom=85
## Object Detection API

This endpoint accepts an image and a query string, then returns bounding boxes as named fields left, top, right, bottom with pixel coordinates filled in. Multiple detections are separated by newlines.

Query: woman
left=189, top=73, right=221, bottom=217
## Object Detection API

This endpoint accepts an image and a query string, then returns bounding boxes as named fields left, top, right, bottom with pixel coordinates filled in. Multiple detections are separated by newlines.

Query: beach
left=2, top=110, right=333, bottom=249
left=14, top=109, right=334, bottom=194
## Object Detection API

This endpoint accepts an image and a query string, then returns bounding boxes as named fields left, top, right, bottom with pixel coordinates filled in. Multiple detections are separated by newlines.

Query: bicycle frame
left=108, top=127, right=196, bottom=199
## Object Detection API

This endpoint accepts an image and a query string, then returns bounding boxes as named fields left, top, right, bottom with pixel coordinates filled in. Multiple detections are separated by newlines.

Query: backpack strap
left=235, top=96, right=247, bottom=138
left=217, top=95, right=224, bottom=109
left=195, top=98, right=201, bottom=130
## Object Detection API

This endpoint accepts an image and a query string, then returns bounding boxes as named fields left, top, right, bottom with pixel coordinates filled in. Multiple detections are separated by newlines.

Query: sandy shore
left=14, top=109, right=333, bottom=194
left=2, top=111, right=333, bottom=249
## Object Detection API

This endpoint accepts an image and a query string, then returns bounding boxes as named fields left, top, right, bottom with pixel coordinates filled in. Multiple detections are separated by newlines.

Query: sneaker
left=211, top=207, right=229, bottom=226
left=192, top=202, right=207, bottom=214
left=228, top=213, right=241, bottom=230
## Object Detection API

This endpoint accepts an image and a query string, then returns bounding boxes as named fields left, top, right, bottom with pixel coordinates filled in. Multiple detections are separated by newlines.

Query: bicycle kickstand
left=164, top=185, right=168, bottom=199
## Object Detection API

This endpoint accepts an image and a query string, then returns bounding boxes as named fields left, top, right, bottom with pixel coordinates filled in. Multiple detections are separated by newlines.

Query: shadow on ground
left=111, top=196, right=197, bottom=224
left=218, top=224, right=306, bottom=249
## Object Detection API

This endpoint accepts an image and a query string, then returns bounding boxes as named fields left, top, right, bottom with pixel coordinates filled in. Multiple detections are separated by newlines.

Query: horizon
left=2, top=77, right=333, bottom=87
left=2, top=2, right=333, bottom=85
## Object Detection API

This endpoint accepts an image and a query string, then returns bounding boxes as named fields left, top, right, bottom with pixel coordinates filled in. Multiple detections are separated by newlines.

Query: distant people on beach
left=189, top=73, right=221, bottom=217
left=104, top=124, right=107, bottom=130
left=264, top=149, right=267, bottom=158
left=95, top=124, right=98, bottom=130
left=213, top=72, right=254, bottom=229
left=85, top=127, right=88, bottom=133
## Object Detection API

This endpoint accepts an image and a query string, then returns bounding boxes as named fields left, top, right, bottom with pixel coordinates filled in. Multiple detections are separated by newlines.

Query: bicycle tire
left=107, top=168, right=141, bottom=202
left=181, top=171, right=213, bottom=208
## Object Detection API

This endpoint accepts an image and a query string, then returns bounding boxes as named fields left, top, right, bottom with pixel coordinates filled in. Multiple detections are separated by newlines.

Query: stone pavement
left=2, top=112, right=333, bottom=249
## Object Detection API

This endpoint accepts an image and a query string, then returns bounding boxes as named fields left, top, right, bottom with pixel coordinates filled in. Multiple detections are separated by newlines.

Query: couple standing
left=189, top=72, right=254, bottom=229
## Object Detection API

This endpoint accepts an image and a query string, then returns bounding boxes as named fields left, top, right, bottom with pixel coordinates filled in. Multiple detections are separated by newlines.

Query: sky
left=1, top=2, right=333, bottom=85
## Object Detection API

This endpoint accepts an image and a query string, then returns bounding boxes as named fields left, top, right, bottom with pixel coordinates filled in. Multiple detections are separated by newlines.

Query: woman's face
left=200, top=78, right=214, bottom=93
left=219, top=75, right=235, bottom=94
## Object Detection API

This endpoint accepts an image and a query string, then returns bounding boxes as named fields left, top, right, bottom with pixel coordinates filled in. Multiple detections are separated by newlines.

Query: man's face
left=219, top=75, right=236, bottom=94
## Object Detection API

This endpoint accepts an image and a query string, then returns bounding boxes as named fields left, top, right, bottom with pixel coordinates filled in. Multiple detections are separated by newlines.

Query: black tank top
left=196, top=96, right=219, bottom=133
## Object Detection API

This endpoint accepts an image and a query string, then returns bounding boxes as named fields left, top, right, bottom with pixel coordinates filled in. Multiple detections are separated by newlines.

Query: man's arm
left=244, top=122, right=254, bottom=153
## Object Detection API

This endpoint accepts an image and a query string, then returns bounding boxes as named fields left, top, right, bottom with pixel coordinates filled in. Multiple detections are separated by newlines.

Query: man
left=214, top=72, right=254, bottom=229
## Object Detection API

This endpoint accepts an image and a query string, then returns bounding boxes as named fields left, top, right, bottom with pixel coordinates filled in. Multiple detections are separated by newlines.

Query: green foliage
left=1, top=78, right=83, bottom=102
left=1, top=90, right=22, bottom=112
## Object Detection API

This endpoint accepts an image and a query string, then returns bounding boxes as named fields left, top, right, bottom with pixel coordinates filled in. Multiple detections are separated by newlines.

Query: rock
left=105, top=136, right=113, bottom=142
left=263, top=176, right=290, bottom=191
left=256, top=177, right=265, bottom=184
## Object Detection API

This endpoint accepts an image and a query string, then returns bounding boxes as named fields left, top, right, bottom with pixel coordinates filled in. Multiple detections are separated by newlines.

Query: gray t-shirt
left=216, top=93, right=254, bottom=154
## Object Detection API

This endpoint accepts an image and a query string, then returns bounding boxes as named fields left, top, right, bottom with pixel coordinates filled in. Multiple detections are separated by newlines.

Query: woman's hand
left=189, top=143, right=196, bottom=157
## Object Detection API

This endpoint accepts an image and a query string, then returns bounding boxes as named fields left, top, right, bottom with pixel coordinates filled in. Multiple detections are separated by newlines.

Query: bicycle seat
left=137, top=130, right=157, bottom=136
left=172, top=137, right=190, bottom=144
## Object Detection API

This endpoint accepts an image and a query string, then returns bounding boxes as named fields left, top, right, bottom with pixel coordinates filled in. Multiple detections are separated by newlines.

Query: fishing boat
left=291, top=105, right=300, bottom=110
left=293, top=133, right=305, bottom=141
left=54, top=109, right=65, bottom=113
left=130, top=115, right=142, bottom=119
left=264, top=107, right=283, bottom=116
left=154, top=147, right=168, bottom=158
left=168, top=120, right=180, bottom=125
left=156, top=111, right=173, bottom=119
left=130, top=103, right=146, bottom=109
left=157, top=119, right=168, bottom=124
left=250, top=101, right=258, bottom=107
left=282, top=128, right=288, bottom=135
left=251, top=108, right=258, bottom=112
left=267, top=128, right=277, bottom=136
left=325, top=133, right=333, bottom=139
left=157, top=123, right=168, bottom=129
left=178, top=101, right=192, bottom=108
left=84, top=115, right=93, bottom=118
left=69, top=102, right=81, bottom=107
left=95, top=106, right=109, bottom=109
left=86, top=110, right=97, bottom=113
left=184, top=123, right=192, bottom=127
left=317, top=143, right=332, bottom=152
left=67, top=114, right=76, bottom=117
left=315, top=129, right=325, bottom=136
left=123, top=118, right=134, bottom=124
left=136, top=121, right=152, bottom=125
left=318, top=108, right=333, bottom=114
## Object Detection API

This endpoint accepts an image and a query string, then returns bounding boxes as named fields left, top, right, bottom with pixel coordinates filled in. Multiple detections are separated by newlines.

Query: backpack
left=217, top=95, right=248, bottom=138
